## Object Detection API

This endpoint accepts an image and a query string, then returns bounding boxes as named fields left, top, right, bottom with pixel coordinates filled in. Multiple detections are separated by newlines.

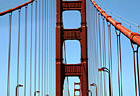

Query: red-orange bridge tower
left=56, top=0, right=89, bottom=96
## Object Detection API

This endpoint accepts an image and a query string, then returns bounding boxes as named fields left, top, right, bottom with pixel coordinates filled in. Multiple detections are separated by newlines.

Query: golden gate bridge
left=0, top=0, right=140, bottom=96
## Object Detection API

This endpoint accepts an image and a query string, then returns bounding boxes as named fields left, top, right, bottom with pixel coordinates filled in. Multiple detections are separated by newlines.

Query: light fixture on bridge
left=16, top=84, right=23, bottom=96
left=90, top=83, right=97, bottom=96
left=34, top=91, right=40, bottom=96
left=98, top=67, right=111, bottom=96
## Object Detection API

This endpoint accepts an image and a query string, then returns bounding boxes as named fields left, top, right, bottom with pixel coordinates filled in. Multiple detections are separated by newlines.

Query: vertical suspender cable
left=7, top=12, right=12, bottom=96
left=91, top=0, right=93, bottom=84
left=110, top=22, right=113, bottom=96
left=136, top=46, right=140, bottom=96
left=98, top=13, right=103, bottom=96
left=52, top=0, right=55, bottom=95
left=53, top=0, right=56, bottom=95
left=131, top=42, right=139, bottom=96
left=90, top=4, right=93, bottom=83
left=90, top=4, right=92, bottom=83
left=24, top=6, right=27, bottom=96
left=47, top=0, right=49, bottom=94
left=115, top=29, right=123, bottom=96
left=119, top=31, right=123, bottom=96
left=94, top=8, right=97, bottom=85
left=42, top=0, right=44, bottom=95
left=102, top=16, right=105, bottom=96
left=132, top=44, right=138, bottom=96
left=108, top=22, right=112, bottom=74
left=50, top=0, right=52, bottom=94
left=50, top=0, right=53, bottom=95
left=102, top=17, right=107, bottom=96
left=94, top=7, right=97, bottom=86
left=93, top=5, right=95, bottom=84
left=87, top=0, right=91, bottom=84
left=34, top=1, right=37, bottom=94
left=17, top=9, right=21, bottom=96
left=89, top=0, right=93, bottom=84
left=38, top=0, right=41, bottom=96
left=48, top=0, right=50, bottom=94
left=102, top=17, right=106, bottom=67
left=30, top=3, right=33, bottom=96
left=92, top=5, right=95, bottom=84
left=91, top=5, right=94, bottom=83
left=89, top=1, right=93, bottom=83
left=107, top=22, right=112, bottom=76
left=107, top=22, right=110, bottom=96
left=53, top=0, right=56, bottom=96
left=109, top=23, right=113, bottom=96
left=50, top=0, right=53, bottom=94
left=111, top=23, right=113, bottom=96
left=107, top=22, right=110, bottom=71
left=115, top=29, right=121, bottom=96
left=95, top=9, right=99, bottom=96
left=44, top=0, right=47, bottom=95
left=107, top=22, right=112, bottom=96
left=51, top=0, right=53, bottom=94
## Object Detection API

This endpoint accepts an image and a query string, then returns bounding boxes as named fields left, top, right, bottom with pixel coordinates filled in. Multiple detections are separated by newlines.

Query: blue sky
left=0, top=0, right=140, bottom=96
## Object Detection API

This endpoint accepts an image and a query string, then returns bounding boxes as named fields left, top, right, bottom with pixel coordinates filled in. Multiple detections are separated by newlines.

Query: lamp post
left=34, top=91, right=40, bottom=96
left=15, top=84, right=23, bottom=96
left=90, top=83, right=97, bottom=96
left=87, top=90, right=92, bottom=96
left=98, top=67, right=111, bottom=96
